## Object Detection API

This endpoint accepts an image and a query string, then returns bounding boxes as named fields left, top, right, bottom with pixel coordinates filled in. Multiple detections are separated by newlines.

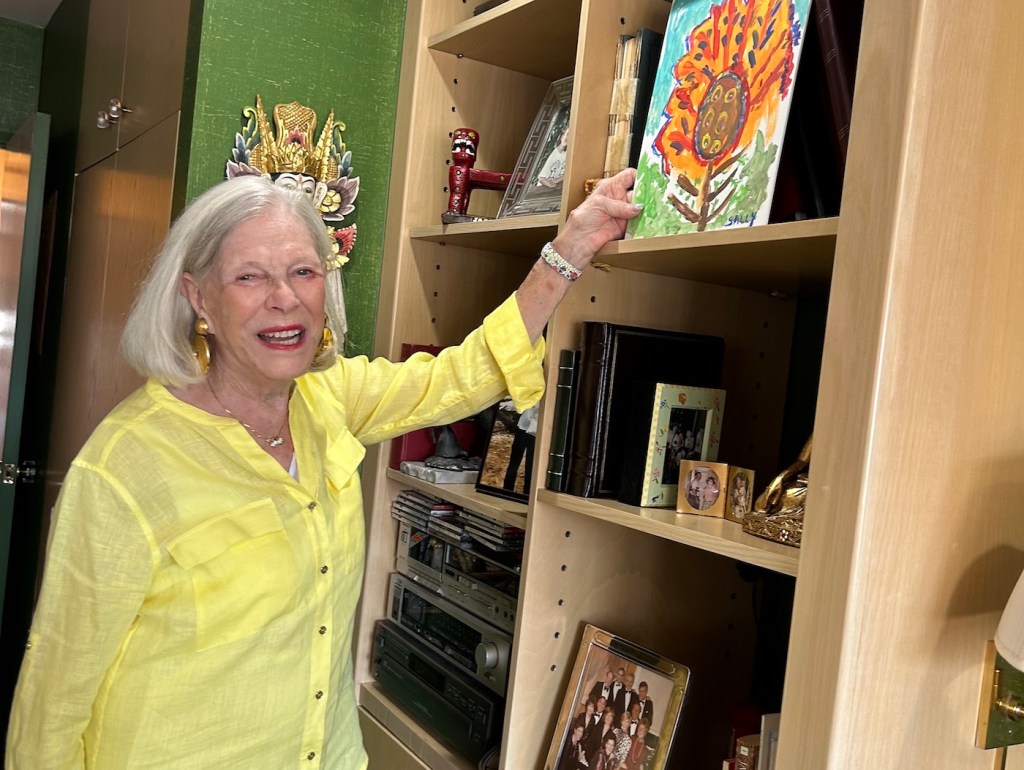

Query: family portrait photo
left=545, top=626, right=689, bottom=770
left=661, top=405, right=710, bottom=486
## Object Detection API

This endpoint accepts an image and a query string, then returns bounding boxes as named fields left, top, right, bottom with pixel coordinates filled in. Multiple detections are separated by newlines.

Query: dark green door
left=0, top=113, right=50, bottom=625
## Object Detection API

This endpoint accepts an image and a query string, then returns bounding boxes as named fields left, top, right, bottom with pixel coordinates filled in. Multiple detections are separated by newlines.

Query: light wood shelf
left=409, top=213, right=558, bottom=258
left=427, top=0, right=582, bottom=80
left=386, top=467, right=528, bottom=530
left=537, top=489, right=800, bottom=577
left=412, top=215, right=837, bottom=294
left=359, top=684, right=476, bottom=770
left=604, top=216, right=837, bottom=295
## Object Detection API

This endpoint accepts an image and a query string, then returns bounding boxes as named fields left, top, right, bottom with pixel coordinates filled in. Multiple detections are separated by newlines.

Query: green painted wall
left=183, top=0, right=408, bottom=357
left=0, top=19, right=44, bottom=146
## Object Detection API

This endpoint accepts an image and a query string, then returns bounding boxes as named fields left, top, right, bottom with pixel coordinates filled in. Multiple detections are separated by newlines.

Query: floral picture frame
left=640, top=383, right=725, bottom=508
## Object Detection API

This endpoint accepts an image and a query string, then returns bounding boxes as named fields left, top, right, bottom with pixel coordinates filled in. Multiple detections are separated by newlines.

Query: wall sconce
left=977, top=570, right=1024, bottom=757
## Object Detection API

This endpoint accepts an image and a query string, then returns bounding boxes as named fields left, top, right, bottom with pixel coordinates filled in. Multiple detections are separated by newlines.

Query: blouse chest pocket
left=167, top=499, right=299, bottom=651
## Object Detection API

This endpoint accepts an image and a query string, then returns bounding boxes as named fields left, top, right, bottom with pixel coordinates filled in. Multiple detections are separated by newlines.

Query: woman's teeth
left=259, top=330, right=303, bottom=345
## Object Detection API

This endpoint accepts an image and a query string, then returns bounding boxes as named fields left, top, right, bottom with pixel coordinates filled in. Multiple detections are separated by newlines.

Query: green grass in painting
left=628, top=130, right=778, bottom=238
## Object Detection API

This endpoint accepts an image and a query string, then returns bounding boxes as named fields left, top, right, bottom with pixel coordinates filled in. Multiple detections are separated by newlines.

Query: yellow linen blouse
left=6, top=294, right=544, bottom=769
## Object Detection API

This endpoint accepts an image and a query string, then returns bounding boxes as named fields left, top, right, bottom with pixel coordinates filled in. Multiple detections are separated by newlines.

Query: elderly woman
left=5, top=169, right=640, bottom=768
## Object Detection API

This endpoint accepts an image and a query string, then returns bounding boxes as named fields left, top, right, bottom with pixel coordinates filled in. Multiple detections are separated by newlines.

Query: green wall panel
left=0, top=19, right=43, bottom=146
left=184, top=0, right=407, bottom=357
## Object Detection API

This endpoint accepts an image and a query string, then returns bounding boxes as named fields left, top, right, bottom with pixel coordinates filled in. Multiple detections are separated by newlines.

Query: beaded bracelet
left=540, top=241, right=582, bottom=282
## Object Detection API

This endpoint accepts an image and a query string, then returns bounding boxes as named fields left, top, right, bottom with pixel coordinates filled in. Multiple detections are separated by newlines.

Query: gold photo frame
left=544, top=624, right=690, bottom=770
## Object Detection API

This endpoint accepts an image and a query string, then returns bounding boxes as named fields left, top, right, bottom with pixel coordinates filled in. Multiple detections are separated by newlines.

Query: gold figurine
left=742, top=435, right=812, bottom=547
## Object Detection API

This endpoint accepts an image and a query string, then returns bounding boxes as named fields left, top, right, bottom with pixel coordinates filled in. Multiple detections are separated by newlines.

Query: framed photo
left=475, top=397, right=539, bottom=503
left=544, top=624, right=690, bottom=770
left=497, top=76, right=574, bottom=218
left=640, top=383, right=725, bottom=508
left=724, top=465, right=755, bottom=524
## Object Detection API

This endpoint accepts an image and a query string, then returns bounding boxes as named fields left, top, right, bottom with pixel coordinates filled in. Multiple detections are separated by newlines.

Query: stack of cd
left=390, top=490, right=526, bottom=552
left=390, top=489, right=458, bottom=531
left=460, top=507, right=525, bottom=552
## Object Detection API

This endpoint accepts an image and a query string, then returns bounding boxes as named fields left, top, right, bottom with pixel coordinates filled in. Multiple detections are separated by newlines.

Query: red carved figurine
left=442, top=128, right=511, bottom=224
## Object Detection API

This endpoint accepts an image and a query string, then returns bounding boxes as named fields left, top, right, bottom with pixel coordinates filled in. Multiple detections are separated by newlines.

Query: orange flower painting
left=628, top=0, right=811, bottom=236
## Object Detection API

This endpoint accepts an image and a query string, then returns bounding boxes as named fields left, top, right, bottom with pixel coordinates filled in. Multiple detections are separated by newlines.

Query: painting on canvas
left=627, top=0, right=813, bottom=237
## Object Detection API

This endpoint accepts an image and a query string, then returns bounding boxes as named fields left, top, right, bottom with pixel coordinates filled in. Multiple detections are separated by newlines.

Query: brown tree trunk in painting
left=697, top=161, right=714, bottom=232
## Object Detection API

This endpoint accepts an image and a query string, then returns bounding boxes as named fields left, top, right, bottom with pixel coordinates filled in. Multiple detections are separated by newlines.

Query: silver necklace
left=207, top=381, right=289, bottom=448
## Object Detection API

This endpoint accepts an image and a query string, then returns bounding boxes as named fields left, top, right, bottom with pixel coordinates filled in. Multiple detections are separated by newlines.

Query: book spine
left=566, top=323, right=614, bottom=497
left=602, top=34, right=636, bottom=178
left=628, top=29, right=664, bottom=170
left=545, top=349, right=581, bottom=492
left=815, top=0, right=854, bottom=163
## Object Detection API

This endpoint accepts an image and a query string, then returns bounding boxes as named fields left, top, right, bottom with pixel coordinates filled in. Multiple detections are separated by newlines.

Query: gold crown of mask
left=226, top=95, right=360, bottom=271
left=247, top=96, right=339, bottom=182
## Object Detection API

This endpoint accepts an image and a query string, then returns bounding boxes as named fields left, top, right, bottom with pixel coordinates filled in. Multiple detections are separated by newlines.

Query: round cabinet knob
left=108, top=98, right=131, bottom=119
left=96, top=111, right=111, bottom=129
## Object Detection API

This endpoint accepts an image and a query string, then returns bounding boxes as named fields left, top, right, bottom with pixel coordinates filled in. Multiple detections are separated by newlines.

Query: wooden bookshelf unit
left=355, top=1, right=1024, bottom=769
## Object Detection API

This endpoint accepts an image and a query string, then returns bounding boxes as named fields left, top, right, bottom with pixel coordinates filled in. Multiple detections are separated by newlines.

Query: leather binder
left=545, top=349, right=581, bottom=492
left=565, top=322, right=724, bottom=498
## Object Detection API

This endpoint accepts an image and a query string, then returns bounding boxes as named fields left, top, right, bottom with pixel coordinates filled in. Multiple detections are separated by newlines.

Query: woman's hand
left=515, top=167, right=642, bottom=343
left=550, top=168, right=642, bottom=269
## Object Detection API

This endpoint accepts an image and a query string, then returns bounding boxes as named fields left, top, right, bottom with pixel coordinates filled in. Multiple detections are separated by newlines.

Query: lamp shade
left=996, top=568, right=1024, bottom=671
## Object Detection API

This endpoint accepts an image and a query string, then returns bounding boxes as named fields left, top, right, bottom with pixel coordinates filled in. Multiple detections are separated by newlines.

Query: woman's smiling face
left=182, top=205, right=326, bottom=393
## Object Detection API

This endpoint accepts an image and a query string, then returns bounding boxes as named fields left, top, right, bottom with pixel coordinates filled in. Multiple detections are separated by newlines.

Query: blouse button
left=319, top=625, right=327, bottom=635
left=315, top=690, right=323, bottom=700
left=320, top=565, right=329, bottom=574
left=307, top=501, right=317, bottom=511
left=307, top=751, right=316, bottom=760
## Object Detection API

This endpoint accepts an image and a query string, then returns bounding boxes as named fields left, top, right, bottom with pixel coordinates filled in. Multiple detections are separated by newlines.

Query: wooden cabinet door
left=48, top=154, right=117, bottom=481
left=75, top=0, right=129, bottom=172
left=95, top=113, right=179, bottom=419
left=47, top=113, right=178, bottom=496
left=119, top=1, right=191, bottom=148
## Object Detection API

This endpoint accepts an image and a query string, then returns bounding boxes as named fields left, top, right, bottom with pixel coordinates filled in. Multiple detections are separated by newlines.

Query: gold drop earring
left=192, top=318, right=211, bottom=374
left=313, top=315, right=334, bottom=365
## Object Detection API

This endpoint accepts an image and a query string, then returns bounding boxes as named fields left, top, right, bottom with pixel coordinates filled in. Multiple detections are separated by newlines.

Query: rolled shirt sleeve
left=317, top=293, right=545, bottom=446
left=482, top=292, right=546, bottom=411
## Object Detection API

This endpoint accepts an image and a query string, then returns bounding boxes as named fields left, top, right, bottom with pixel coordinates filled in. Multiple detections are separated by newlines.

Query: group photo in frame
left=497, top=75, right=574, bottom=218
left=544, top=624, right=690, bottom=770
left=620, top=382, right=726, bottom=508
left=474, top=397, right=538, bottom=503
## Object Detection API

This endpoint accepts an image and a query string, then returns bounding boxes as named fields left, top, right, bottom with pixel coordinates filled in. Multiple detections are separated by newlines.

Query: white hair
left=122, top=175, right=345, bottom=386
